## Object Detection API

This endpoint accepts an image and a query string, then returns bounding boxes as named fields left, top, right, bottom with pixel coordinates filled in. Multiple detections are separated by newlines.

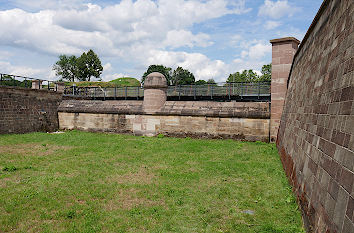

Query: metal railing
left=64, top=82, right=271, bottom=101
left=0, top=73, right=60, bottom=91
left=64, top=85, right=144, bottom=100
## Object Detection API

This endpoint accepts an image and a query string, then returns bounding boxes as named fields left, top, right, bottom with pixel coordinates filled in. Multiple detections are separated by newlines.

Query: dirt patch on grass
left=108, top=166, right=156, bottom=184
left=0, top=176, right=21, bottom=188
left=105, top=188, right=165, bottom=210
left=0, top=143, right=72, bottom=156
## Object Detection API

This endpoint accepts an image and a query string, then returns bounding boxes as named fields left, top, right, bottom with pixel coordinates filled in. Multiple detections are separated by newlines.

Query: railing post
left=178, top=85, right=181, bottom=100
left=258, top=82, right=261, bottom=99
left=94, top=87, right=96, bottom=100
left=0, top=74, right=2, bottom=85
left=194, top=83, right=196, bottom=100
left=211, top=84, right=213, bottom=100
left=125, top=86, right=127, bottom=100
left=48, top=81, right=50, bottom=90
left=13, top=76, right=16, bottom=86
left=114, top=87, right=117, bottom=100
left=241, top=82, right=243, bottom=100
left=137, top=86, right=139, bottom=100
left=228, top=83, right=231, bottom=100
left=104, top=87, right=106, bottom=101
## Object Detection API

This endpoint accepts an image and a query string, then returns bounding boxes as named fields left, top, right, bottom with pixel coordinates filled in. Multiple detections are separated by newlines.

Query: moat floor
left=0, top=131, right=304, bottom=232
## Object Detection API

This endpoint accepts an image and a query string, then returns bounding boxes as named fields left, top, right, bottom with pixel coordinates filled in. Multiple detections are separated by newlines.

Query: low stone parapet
left=58, top=100, right=270, bottom=141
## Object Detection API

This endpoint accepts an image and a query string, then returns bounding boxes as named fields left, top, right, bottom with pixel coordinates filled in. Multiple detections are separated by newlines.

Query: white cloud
left=145, top=50, right=229, bottom=82
left=0, top=0, right=250, bottom=58
left=103, top=63, right=113, bottom=72
left=163, top=30, right=213, bottom=48
left=0, top=60, right=50, bottom=79
left=258, top=0, right=298, bottom=19
left=247, top=43, right=271, bottom=60
left=265, top=20, right=281, bottom=29
left=236, top=41, right=271, bottom=74
left=0, top=0, right=264, bottom=82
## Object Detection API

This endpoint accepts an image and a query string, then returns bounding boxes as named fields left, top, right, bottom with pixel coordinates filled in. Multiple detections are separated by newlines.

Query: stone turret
left=143, top=72, right=167, bottom=113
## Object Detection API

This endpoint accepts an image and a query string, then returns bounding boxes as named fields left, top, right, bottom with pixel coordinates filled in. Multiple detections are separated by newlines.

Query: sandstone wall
left=276, top=0, right=354, bottom=232
left=0, top=86, right=62, bottom=134
left=58, top=100, right=270, bottom=141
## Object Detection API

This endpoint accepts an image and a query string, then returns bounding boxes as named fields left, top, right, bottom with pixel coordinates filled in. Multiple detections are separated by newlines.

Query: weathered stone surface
left=58, top=100, right=270, bottom=119
left=0, top=86, right=62, bottom=134
left=58, top=112, right=270, bottom=142
left=276, top=0, right=354, bottom=232
left=143, top=72, right=167, bottom=113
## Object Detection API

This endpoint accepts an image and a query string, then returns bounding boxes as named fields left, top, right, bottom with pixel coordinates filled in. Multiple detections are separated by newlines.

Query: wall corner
left=270, top=37, right=300, bottom=142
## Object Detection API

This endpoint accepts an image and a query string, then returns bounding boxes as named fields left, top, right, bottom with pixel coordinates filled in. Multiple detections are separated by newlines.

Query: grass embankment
left=0, top=131, right=304, bottom=232
left=66, top=77, right=141, bottom=88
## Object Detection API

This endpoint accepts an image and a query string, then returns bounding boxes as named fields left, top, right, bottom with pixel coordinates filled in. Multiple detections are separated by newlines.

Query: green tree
left=195, top=80, right=207, bottom=85
left=142, top=65, right=172, bottom=84
left=171, top=67, right=195, bottom=85
left=76, top=49, right=103, bottom=81
left=227, top=69, right=259, bottom=83
left=207, top=78, right=216, bottom=84
left=258, top=63, right=271, bottom=82
left=53, top=55, right=78, bottom=82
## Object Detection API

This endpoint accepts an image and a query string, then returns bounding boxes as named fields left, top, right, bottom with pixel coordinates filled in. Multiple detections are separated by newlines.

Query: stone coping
left=0, top=85, right=62, bottom=99
left=270, top=37, right=300, bottom=44
left=58, top=100, right=270, bottom=119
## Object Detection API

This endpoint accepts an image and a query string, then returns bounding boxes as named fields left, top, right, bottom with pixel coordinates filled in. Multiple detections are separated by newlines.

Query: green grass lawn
left=0, top=131, right=304, bottom=232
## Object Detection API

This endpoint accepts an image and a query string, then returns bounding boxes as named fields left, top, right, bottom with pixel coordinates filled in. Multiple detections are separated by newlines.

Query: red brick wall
left=276, top=0, right=354, bottom=232
left=0, top=86, right=62, bottom=134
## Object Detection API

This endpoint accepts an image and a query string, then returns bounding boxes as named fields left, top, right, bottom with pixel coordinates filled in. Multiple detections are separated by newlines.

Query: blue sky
left=0, top=0, right=323, bottom=82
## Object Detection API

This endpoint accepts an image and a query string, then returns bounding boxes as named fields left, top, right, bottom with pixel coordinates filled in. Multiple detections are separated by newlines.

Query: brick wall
left=0, top=86, right=62, bottom=134
left=270, top=37, right=299, bottom=142
left=58, top=100, right=270, bottom=141
left=276, top=0, right=354, bottom=232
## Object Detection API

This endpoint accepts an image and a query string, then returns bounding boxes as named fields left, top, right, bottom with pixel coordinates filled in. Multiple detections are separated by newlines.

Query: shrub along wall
left=0, top=86, right=62, bottom=134
left=276, top=0, right=353, bottom=232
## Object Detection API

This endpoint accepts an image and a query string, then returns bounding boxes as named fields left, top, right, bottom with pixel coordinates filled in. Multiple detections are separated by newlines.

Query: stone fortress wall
left=276, top=0, right=354, bottom=232
left=1, top=1, right=353, bottom=232
left=58, top=72, right=271, bottom=141
left=58, top=100, right=270, bottom=141
left=0, top=86, right=62, bottom=134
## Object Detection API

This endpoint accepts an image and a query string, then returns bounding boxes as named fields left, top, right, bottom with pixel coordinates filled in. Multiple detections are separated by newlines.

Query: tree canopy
left=142, top=65, right=196, bottom=86
left=259, top=63, right=271, bottom=82
left=227, top=64, right=271, bottom=83
left=53, top=49, right=103, bottom=82
left=195, top=80, right=207, bottom=85
left=207, top=78, right=216, bottom=84
left=53, top=55, right=78, bottom=82
left=141, top=65, right=172, bottom=84
left=171, top=67, right=195, bottom=85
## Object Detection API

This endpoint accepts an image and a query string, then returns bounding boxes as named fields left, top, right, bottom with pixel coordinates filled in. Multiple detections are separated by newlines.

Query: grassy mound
left=66, top=77, right=141, bottom=87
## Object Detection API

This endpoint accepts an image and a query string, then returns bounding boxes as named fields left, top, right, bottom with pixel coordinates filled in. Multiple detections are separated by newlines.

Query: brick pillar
left=143, top=72, right=167, bottom=113
left=270, top=37, right=300, bottom=142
